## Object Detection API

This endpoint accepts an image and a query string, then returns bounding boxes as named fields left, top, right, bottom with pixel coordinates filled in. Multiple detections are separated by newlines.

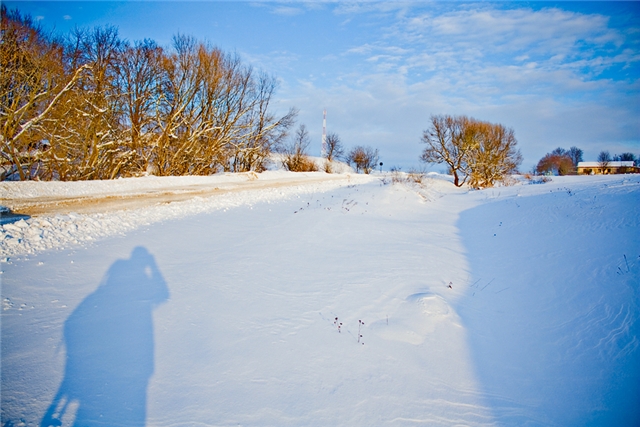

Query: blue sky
left=7, top=1, right=640, bottom=171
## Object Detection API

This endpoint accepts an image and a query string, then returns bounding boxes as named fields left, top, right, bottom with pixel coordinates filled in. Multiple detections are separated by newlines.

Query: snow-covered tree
left=0, top=6, right=88, bottom=180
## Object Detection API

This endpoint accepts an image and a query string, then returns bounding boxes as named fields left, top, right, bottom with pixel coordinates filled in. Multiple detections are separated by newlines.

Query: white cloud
left=337, top=5, right=638, bottom=103
left=271, top=6, right=304, bottom=16
left=389, top=5, right=630, bottom=81
left=404, top=7, right=621, bottom=53
left=346, top=44, right=374, bottom=55
left=333, top=1, right=410, bottom=16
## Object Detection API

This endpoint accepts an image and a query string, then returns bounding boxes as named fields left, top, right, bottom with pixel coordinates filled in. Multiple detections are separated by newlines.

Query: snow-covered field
left=1, top=171, right=639, bottom=426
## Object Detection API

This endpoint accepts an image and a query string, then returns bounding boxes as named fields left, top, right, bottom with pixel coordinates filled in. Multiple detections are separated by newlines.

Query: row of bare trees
left=1, top=6, right=295, bottom=180
left=420, top=114, right=522, bottom=188
left=279, top=126, right=380, bottom=175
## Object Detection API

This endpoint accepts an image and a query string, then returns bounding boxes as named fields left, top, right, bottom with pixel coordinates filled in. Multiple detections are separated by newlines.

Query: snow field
left=1, top=172, right=639, bottom=426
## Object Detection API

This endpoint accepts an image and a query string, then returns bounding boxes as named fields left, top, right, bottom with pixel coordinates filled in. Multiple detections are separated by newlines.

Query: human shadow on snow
left=41, top=247, right=169, bottom=427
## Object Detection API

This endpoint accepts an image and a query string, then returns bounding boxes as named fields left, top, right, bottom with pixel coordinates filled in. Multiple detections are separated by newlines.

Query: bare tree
left=420, top=115, right=476, bottom=186
left=347, top=145, right=379, bottom=174
left=225, top=74, right=296, bottom=172
left=34, top=25, right=125, bottom=180
left=0, top=6, right=89, bottom=180
left=113, top=39, right=164, bottom=175
left=151, top=39, right=294, bottom=176
left=597, top=150, right=611, bottom=174
left=282, top=124, right=317, bottom=172
left=420, top=114, right=521, bottom=188
left=1, top=6, right=298, bottom=180
left=149, top=34, right=204, bottom=175
left=536, top=146, right=581, bottom=176
left=566, top=146, right=583, bottom=167
left=324, top=132, right=344, bottom=162
left=467, top=122, right=522, bottom=188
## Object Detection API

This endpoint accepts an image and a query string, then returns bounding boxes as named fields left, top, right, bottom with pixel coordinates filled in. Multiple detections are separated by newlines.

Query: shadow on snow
left=41, top=247, right=169, bottom=427
left=454, top=189, right=640, bottom=426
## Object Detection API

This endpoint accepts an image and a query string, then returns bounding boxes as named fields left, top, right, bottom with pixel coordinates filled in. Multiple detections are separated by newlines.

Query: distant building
left=577, top=161, right=638, bottom=175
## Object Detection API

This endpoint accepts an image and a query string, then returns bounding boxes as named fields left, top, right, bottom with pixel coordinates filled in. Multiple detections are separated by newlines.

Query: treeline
left=536, top=147, right=638, bottom=175
left=1, top=6, right=296, bottom=181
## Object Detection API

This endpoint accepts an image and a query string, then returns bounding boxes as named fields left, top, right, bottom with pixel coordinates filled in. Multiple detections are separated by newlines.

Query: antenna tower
left=322, top=109, right=327, bottom=157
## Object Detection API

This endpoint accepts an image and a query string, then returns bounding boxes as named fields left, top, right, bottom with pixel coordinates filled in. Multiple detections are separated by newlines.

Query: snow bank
left=1, top=172, right=374, bottom=258
left=0, top=170, right=340, bottom=199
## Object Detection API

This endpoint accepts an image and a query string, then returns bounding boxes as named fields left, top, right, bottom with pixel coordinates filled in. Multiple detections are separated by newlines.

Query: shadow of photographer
left=41, top=247, right=169, bottom=427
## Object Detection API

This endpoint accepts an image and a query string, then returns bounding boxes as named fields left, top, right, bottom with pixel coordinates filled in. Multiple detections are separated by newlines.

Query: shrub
left=347, top=145, right=379, bottom=174
left=282, top=154, right=318, bottom=172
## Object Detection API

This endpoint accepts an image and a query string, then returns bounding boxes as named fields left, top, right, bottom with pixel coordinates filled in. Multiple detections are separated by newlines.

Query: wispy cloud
left=403, top=7, right=621, bottom=49
left=333, top=1, right=410, bottom=17
left=271, top=6, right=304, bottom=16
left=252, top=1, right=327, bottom=17
left=241, top=49, right=301, bottom=74
left=337, top=4, right=638, bottom=100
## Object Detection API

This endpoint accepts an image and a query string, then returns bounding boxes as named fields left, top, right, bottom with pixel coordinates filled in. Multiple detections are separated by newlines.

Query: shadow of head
left=41, top=246, right=169, bottom=427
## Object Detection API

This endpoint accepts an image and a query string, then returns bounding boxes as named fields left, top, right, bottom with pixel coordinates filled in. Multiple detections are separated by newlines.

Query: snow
left=0, top=171, right=370, bottom=257
left=1, top=172, right=639, bottom=426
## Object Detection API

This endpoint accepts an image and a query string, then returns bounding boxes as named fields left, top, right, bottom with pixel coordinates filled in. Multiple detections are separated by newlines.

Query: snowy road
left=0, top=172, right=373, bottom=257
left=2, top=172, right=639, bottom=426
left=1, top=171, right=357, bottom=216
